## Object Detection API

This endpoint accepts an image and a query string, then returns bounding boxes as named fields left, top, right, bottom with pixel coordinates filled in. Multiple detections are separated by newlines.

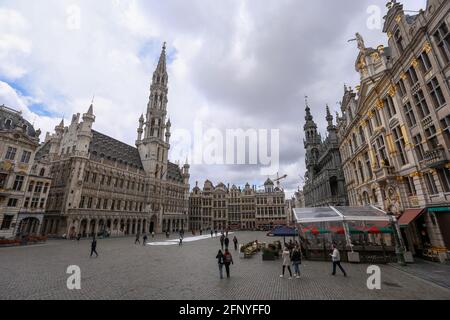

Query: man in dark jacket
left=224, top=237, right=230, bottom=250
left=90, top=237, right=98, bottom=258
left=220, top=235, right=225, bottom=250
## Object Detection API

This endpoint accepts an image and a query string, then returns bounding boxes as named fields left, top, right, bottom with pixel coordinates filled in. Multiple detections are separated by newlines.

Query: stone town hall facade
left=302, top=102, right=349, bottom=207
left=38, top=44, right=190, bottom=238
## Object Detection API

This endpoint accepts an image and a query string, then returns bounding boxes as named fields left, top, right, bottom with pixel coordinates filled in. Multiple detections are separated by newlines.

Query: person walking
left=280, top=245, right=293, bottom=279
left=152, top=231, right=155, bottom=239
left=143, top=233, right=148, bottom=246
left=216, top=250, right=225, bottom=279
left=76, top=233, right=82, bottom=242
left=179, top=234, right=183, bottom=246
left=233, top=236, right=238, bottom=251
left=223, top=249, right=234, bottom=278
left=331, top=244, right=347, bottom=277
left=211, top=230, right=214, bottom=238
left=291, top=246, right=302, bottom=279
left=166, top=231, right=170, bottom=239
left=135, top=233, right=141, bottom=245
left=90, top=237, right=99, bottom=258
left=215, top=229, right=218, bottom=237
left=220, top=235, right=225, bottom=250
left=224, top=237, right=230, bottom=250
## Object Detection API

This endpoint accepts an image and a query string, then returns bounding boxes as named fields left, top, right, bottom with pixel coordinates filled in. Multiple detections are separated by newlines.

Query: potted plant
left=262, top=247, right=276, bottom=261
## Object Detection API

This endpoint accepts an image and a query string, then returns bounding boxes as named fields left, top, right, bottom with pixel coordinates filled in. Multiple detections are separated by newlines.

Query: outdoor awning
left=293, top=206, right=393, bottom=224
left=267, top=226, right=298, bottom=237
left=398, top=208, right=424, bottom=228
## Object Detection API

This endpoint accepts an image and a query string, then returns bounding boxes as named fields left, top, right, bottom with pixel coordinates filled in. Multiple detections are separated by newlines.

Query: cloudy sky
left=0, top=0, right=427, bottom=196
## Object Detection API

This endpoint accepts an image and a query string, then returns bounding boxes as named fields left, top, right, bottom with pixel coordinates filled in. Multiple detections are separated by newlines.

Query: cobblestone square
left=1, top=232, right=449, bottom=300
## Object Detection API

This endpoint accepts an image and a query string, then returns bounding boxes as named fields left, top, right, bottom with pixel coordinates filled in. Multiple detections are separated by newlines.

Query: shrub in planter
left=262, top=248, right=276, bottom=261
left=0, top=239, right=20, bottom=246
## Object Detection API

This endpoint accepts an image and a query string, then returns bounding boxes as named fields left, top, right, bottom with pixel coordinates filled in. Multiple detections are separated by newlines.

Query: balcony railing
left=411, top=82, right=421, bottom=95
left=420, top=146, right=448, bottom=169
left=421, top=115, right=433, bottom=128
left=374, top=166, right=396, bottom=181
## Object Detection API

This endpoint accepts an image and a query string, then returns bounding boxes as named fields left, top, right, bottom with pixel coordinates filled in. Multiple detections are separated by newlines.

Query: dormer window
left=433, top=22, right=450, bottom=64
left=406, top=66, right=419, bottom=87
left=394, top=28, right=404, bottom=55
left=418, top=50, right=432, bottom=74
left=385, top=95, right=397, bottom=118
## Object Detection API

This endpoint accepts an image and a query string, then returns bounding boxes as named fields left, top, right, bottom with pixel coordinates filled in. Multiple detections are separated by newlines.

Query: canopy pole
left=342, top=221, right=354, bottom=252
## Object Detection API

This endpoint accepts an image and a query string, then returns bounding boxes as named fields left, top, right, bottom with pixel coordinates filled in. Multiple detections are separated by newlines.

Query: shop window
left=1, top=215, right=13, bottom=230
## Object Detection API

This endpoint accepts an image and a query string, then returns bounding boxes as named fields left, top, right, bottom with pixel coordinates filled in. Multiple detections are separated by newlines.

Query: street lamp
left=387, top=211, right=406, bottom=266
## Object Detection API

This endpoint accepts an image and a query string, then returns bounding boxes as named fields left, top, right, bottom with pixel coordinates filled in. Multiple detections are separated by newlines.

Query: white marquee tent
left=292, top=206, right=403, bottom=251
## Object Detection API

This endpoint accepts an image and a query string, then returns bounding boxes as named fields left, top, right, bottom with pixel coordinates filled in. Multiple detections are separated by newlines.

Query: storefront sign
left=428, top=207, right=450, bottom=213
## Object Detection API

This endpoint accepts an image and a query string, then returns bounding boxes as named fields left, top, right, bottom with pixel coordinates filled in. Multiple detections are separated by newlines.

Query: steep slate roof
left=35, top=140, right=51, bottom=161
left=405, top=14, right=418, bottom=25
left=90, top=130, right=143, bottom=169
left=167, top=162, right=184, bottom=183
left=0, top=105, right=37, bottom=138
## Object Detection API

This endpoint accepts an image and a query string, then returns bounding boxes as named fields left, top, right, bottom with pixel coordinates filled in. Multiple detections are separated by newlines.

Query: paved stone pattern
left=390, top=259, right=450, bottom=290
left=1, top=232, right=450, bottom=300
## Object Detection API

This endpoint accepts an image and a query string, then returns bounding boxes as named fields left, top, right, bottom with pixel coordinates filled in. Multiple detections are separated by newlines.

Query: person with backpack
left=291, top=246, right=302, bottom=279
left=223, top=249, right=234, bottom=278
left=216, top=250, right=225, bottom=279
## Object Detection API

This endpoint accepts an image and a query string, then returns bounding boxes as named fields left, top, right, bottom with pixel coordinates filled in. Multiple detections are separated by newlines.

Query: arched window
left=39, top=168, right=45, bottom=177
left=5, top=119, right=12, bottom=129
left=358, top=161, right=365, bottom=182
left=359, top=127, right=366, bottom=144
left=363, top=192, right=370, bottom=205
left=353, top=133, right=358, bottom=149
left=372, top=189, right=378, bottom=203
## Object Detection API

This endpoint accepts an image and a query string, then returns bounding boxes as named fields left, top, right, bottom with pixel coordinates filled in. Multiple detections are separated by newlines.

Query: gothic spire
left=304, top=96, right=313, bottom=122
left=326, top=104, right=333, bottom=127
left=87, top=103, right=94, bottom=116
left=155, top=42, right=167, bottom=77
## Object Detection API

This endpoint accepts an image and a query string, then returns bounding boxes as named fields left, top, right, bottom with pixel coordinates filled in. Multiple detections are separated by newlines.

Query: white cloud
left=0, top=8, right=31, bottom=79
left=0, top=0, right=429, bottom=194
left=0, top=80, right=60, bottom=138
